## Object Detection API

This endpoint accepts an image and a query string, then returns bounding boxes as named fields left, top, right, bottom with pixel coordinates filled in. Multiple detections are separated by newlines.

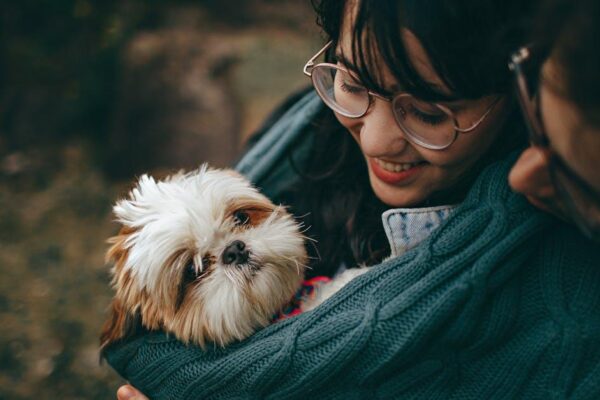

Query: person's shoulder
left=239, top=86, right=314, bottom=157
left=234, top=88, right=323, bottom=199
left=539, top=220, right=600, bottom=264
left=533, top=220, right=600, bottom=316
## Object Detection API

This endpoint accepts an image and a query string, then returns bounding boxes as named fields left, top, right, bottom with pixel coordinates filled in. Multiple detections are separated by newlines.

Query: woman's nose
left=358, top=97, right=409, bottom=154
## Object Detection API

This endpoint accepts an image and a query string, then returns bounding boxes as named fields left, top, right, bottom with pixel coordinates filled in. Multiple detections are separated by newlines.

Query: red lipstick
left=369, top=159, right=426, bottom=185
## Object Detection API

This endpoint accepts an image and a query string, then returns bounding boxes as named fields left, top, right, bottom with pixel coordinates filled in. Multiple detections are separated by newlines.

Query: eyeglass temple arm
left=509, top=47, right=546, bottom=143
left=303, top=41, right=333, bottom=77
left=455, top=47, right=534, bottom=134
left=455, top=96, right=502, bottom=133
left=509, top=47, right=531, bottom=70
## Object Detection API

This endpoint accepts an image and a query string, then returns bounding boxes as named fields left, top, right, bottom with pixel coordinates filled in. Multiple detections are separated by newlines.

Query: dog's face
left=101, top=167, right=306, bottom=348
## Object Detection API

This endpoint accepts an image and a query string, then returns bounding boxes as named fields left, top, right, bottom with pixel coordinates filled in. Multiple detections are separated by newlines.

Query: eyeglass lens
left=312, top=65, right=369, bottom=117
left=312, top=64, right=457, bottom=148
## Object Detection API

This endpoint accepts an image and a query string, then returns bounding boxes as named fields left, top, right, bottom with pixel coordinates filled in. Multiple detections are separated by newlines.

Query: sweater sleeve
left=104, top=157, right=584, bottom=399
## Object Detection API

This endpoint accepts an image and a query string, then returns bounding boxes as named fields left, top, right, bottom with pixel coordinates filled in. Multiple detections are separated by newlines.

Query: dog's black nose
left=222, top=240, right=249, bottom=265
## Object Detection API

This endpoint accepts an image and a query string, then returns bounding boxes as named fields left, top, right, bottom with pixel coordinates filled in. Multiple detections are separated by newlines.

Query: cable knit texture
left=104, top=92, right=600, bottom=399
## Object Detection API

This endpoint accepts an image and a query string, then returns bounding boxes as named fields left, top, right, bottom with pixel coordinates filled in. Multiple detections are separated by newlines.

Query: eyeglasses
left=509, top=46, right=600, bottom=240
left=303, top=41, right=500, bottom=150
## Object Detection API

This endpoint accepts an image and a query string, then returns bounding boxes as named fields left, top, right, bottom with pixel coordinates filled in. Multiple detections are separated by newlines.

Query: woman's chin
left=369, top=173, right=431, bottom=208
left=366, top=158, right=439, bottom=207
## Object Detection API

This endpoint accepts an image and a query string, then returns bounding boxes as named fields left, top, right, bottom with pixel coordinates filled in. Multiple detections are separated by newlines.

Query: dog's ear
left=112, top=174, right=160, bottom=227
left=105, top=225, right=134, bottom=264
left=99, top=298, right=143, bottom=355
left=101, top=226, right=142, bottom=356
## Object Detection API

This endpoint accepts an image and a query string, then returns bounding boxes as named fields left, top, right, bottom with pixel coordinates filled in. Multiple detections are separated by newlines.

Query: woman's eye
left=408, top=104, right=448, bottom=126
left=340, top=81, right=366, bottom=95
left=233, top=210, right=250, bottom=226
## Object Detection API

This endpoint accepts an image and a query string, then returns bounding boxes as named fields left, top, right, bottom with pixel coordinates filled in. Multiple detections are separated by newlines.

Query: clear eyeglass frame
left=303, top=41, right=500, bottom=151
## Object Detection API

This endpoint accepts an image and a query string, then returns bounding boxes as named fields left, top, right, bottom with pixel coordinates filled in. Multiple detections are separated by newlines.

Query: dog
left=100, top=166, right=308, bottom=349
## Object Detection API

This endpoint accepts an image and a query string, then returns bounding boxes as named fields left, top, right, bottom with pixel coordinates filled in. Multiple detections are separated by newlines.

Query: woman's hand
left=117, top=385, right=149, bottom=400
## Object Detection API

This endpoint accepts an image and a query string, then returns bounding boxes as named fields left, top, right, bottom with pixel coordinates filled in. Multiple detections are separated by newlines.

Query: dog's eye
left=201, top=255, right=212, bottom=267
left=182, top=256, right=211, bottom=285
left=183, top=261, right=199, bottom=283
left=233, top=210, right=250, bottom=226
left=178, top=259, right=205, bottom=310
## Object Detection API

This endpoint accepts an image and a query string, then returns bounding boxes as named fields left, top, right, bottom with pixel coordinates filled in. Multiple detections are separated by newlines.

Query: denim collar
left=382, top=204, right=458, bottom=258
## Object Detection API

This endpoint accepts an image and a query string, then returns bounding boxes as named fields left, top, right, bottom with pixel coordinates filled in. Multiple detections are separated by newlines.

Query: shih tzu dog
left=100, top=166, right=308, bottom=349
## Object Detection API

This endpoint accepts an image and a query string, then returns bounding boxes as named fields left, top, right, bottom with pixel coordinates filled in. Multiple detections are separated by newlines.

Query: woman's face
left=333, top=28, right=508, bottom=207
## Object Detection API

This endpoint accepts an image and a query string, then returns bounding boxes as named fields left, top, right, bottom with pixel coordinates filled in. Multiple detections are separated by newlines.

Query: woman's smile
left=369, top=158, right=428, bottom=185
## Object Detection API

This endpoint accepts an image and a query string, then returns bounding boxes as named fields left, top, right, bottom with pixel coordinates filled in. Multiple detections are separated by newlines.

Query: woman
left=509, top=0, right=600, bottom=241
left=111, top=1, right=600, bottom=399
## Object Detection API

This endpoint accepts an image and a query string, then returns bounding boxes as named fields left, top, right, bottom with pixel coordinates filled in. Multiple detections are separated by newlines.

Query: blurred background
left=0, top=1, right=320, bottom=398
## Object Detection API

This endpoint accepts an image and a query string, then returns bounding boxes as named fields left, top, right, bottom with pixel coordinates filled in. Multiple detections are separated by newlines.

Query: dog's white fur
left=301, top=267, right=369, bottom=311
left=101, top=166, right=307, bottom=348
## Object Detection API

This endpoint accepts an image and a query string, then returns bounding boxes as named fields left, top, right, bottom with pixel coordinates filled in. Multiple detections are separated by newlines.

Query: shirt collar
left=382, top=205, right=458, bottom=258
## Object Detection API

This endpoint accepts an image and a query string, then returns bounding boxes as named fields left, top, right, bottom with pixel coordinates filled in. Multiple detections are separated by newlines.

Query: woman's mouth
left=370, top=158, right=428, bottom=184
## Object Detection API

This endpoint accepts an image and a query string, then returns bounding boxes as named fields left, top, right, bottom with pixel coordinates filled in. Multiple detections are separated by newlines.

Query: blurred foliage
left=2, top=1, right=201, bottom=150
left=0, top=0, right=315, bottom=161
left=2, top=0, right=125, bottom=150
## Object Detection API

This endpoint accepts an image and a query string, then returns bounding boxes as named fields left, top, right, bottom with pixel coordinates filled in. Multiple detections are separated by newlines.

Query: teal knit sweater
left=104, top=92, right=600, bottom=399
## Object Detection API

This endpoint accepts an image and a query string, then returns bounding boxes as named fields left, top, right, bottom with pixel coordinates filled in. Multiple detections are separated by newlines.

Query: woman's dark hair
left=314, top=0, right=537, bottom=101
left=535, top=0, right=600, bottom=128
left=280, top=0, right=536, bottom=277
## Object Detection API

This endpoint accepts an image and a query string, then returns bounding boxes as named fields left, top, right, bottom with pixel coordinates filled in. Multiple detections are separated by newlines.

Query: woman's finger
left=117, top=385, right=149, bottom=400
